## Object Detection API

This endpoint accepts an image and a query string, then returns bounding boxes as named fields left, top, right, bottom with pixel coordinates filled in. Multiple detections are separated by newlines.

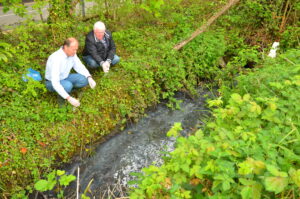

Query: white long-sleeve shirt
left=45, top=48, right=91, bottom=99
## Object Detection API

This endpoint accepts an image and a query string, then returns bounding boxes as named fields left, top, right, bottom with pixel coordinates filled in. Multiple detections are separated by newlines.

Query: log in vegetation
left=173, top=0, right=240, bottom=50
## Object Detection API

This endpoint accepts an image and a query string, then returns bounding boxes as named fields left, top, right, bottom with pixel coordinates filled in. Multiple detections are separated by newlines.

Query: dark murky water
left=63, top=88, right=213, bottom=197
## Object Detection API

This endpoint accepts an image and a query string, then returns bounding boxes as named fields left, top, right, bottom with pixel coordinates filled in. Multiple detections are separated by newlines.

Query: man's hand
left=105, top=60, right=111, bottom=68
left=88, top=77, right=96, bottom=89
left=67, top=96, right=80, bottom=107
left=102, top=61, right=110, bottom=73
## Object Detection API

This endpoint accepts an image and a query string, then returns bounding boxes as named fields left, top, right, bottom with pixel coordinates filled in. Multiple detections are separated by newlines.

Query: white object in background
left=268, top=42, right=280, bottom=58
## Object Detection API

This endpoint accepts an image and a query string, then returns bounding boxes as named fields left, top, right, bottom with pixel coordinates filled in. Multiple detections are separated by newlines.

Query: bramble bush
left=130, top=49, right=300, bottom=198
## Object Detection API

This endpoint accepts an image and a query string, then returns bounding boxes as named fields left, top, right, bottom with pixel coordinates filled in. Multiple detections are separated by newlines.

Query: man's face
left=94, top=28, right=105, bottom=40
left=64, top=42, right=78, bottom=57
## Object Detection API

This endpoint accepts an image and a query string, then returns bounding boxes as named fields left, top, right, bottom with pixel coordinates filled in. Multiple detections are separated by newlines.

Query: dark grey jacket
left=83, top=30, right=116, bottom=64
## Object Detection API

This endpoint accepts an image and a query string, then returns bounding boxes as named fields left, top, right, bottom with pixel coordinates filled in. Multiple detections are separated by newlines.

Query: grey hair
left=93, top=21, right=106, bottom=31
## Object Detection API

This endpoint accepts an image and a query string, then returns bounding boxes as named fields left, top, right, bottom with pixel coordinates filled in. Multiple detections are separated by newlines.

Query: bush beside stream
left=0, top=0, right=299, bottom=197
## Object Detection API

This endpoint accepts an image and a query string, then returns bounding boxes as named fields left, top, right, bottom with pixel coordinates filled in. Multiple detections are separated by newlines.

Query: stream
left=62, top=88, right=213, bottom=198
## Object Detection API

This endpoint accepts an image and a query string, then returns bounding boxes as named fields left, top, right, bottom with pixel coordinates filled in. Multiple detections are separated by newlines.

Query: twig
left=279, top=0, right=290, bottom=33
left=84, top=178, right=94, bottom=195
left=34, top=191, right=39, bottom=199
left=40, top=193, right=47, bottom=199
left=282, top=57, right=296, bottom=65
left=108, top=184, right=116, bottom=198
left=76, top=167, right=80, bottom=199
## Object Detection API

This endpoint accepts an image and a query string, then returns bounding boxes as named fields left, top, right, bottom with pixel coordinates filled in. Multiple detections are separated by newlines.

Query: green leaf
left=167, top=122, right=182, bottom=137
left=289, top=168, right=300, bottom=187
left=252, top=183, right=262, bottom=199
left=238, top=160, right=253, bottom=175
left=243, top=94, right=251, bottom=101
left=241, top=186, right=252, bottom=199
left=264, top=177, right=288, bottom=194
left=239, top=178, right=256, bottom=186
left=81, top=194, right=90, bottom=199
left=222, top=181, right=231, bottom=191
left=34, top=180, right=49, bottom=192
left=47, top=171, right=56, bottom=181
left=56, top=170, right=65, bottom=176
left=208, top=97, right=223, bottom=107
left=48, top=180, right=56, bottom=191
left=231, top=93, right=243, bottom=104
left=241, top=183, right=262, bottom=199
left=266, top=165, right=287, bottom=177
left=59, top=175, right=76, bottom=186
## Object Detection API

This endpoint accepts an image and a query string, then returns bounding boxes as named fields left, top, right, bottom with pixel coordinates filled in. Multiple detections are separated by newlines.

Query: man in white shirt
left=45, top=37, right=96, bottom=107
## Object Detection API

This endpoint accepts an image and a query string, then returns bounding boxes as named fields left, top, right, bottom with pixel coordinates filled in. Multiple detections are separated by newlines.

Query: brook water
left=63, top=88, right=213, bottom=198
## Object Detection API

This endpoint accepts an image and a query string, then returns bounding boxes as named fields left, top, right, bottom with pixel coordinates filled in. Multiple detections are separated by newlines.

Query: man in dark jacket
left=83, top=21, right=120, bottom=73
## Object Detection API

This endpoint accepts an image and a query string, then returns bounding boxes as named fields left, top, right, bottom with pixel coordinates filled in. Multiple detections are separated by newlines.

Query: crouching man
left=45, top=37, right=96, bottom=107
left=83, top=21, right=120, bottom=73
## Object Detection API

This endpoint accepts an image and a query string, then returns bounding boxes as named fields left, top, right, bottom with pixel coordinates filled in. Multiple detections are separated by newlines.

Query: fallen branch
left=173, top=0, right=240, bottom=50
left=282, top=57, right=296, bottom=65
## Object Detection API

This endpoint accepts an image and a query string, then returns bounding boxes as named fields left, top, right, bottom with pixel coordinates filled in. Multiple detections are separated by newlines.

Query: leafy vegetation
left=0, top=0, right=299, bottom=197
left=34, top=170, right=76, bottom=198
left=130, top=49, right=300, bottom=199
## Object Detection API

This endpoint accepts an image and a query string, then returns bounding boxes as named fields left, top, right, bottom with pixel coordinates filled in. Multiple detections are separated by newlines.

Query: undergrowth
left=130, top=49, right=300, bottom=199
left=0, top=0, right=298, bottom=197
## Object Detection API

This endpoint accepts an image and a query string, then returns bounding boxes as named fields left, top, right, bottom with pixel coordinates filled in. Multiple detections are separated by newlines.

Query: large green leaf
left=289, top=168, right=300, bottom=187
left=34, top=180, right=49, bottom=192
left=264, top=177, right=288, bottom=194
left=241, top=182, right=262, bottom=199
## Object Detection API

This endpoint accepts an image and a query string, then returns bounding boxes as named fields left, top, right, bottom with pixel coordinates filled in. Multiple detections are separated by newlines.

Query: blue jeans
left=45, top=73, right=88, bottom=95
left=83, top=54, right=120, bottom=69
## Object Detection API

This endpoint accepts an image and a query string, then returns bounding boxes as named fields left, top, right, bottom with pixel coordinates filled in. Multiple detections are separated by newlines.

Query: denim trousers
left=45, top=73, right=88, bottom=95
left=83, top=54, right=120, bottom=69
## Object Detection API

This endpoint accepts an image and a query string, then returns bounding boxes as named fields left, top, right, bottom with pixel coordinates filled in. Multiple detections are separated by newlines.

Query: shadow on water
left=56, top=88, right=214, bottom=198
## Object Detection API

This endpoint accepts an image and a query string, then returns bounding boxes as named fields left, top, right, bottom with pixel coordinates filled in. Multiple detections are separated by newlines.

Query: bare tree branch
left=173, top=0, right=240, bottom=50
